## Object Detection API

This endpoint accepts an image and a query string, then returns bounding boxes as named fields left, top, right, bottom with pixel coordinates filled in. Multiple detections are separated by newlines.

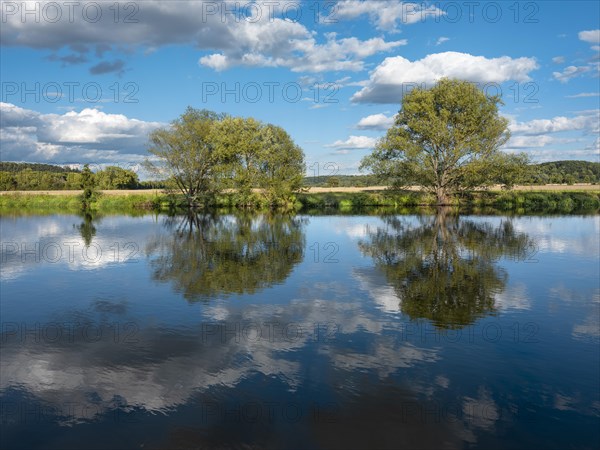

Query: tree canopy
left=360, top=78, right=530, bottom=204
left=145, top=108, right=226, bottom=207
left=144, top=107, right=305, bottom=208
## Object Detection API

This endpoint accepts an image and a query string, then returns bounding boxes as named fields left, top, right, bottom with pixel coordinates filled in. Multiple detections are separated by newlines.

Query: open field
left=0, top=184, right=598, bottom=196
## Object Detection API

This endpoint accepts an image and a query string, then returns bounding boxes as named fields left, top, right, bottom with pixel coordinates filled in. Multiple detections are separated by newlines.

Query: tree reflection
left=76, top=211, right=96, bottom=247
left=359, top=209, right=537, bottom=328
left=146, top=212, right=305, bottom=301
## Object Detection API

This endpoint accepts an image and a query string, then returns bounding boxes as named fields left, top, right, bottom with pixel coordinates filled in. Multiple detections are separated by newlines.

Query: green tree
left=258, top=124, right=305, bottom=207
left=96, top=166, right=139, bottom=189
left=212, top=118, right=305, bottom=208
left=327, top=176, right=340, bottom=188
left=211, top=116, right=264, bottom=206
left=66, top=172, right=82, bottom=189
left=360, top=79, right=526, bottom=204
left=144, top=107, right=225, bottom=207
left=0, top=172, right=17, bottom=190
left=80, top=164, right=97, bottom=210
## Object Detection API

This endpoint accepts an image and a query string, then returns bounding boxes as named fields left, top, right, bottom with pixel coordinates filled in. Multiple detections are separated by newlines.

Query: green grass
left=1, top=190, right=598, bottom=215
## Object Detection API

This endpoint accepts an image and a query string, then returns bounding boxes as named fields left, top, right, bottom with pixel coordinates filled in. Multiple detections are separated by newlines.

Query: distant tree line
left=0, top=162, right=80, bottom=173
left=305, top=161, right=600, bottom=187
left=0, top=164, right=151, bottom=190
left=527, top=161, right=600, bottom=185
left=1, top=160, right=598, bottom=192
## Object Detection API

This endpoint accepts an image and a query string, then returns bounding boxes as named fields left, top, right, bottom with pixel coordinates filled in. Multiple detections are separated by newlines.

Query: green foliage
left=0, top=163, right=141, bottom=191
left=95, top=166, right=140, bottom=189
left=360, top=78, right=526, bottom=204
left=210, top=116, right=265, bottom=206
left=2, top=187, right=597, bottom=215
left=145, top=107, right=226, bottom=207
left=257, top=124, right=305, bottom=207
left=327, top=176, right=340, bottom=187
left=0, top=194, right=83, bottom=212
left=145, top=107, right=305, bottom=209
left=525, top=160, right=600, bottom=184
left=79, top=164, right=97, bottom=210
left=0, top=162, right=80, bottom=173
left=211, top=118, right=305, bottom=208
left=302, top=161, right=600, bottom=188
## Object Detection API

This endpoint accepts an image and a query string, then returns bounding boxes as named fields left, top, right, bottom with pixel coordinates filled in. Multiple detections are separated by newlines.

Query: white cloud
left=198, top=53, right=229, bottom=71
left=326, top=135, right=379, bottom=149
left=351, top=52, right=538, bottom=103
left=436, top=37, right=450, bottom=46
left=508, top=111, right=600, bottom=136
left=503, top=111, right=600, bottom=160
left=566, top=92, right=600, bottom=98
left=199, top=29, right=407, bottom=72
left=1, top=1, right=406, bottom=74
left=552, top=56, right=565, bottom=64
left=356, top=113, right=395, bottom=130
left=553, top=65, right=591, bottom=83
left=507, top=135, right=556, bottom=148
left=0, top=102, right=162, bottom=164
left=334, top=0, right=445, bottom=32
left=579, top=29, right=600, bottom=44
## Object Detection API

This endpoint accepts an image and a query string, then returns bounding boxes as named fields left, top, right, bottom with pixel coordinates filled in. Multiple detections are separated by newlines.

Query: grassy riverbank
left=1, top=187, right=599, bottom=214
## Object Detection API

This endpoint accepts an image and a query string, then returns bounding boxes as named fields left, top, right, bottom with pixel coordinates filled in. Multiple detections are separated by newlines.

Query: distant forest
left=304, top=160, right=600, bottom=187
left=0, top=160, right=598, bottom=190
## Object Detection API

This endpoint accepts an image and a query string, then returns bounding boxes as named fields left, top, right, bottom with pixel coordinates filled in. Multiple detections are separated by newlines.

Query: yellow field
left=0, top=184, right=598, bottom=196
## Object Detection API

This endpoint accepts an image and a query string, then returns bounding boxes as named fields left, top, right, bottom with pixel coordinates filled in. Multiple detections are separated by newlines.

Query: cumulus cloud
left=1, top=0, right=215, bottom=49
left=503, top=110, right=600, bottom=160
left=351, top=52, right=539, bottom=103
left=553, top=65, right=591, bottom=83
left=507, top=135, right=557, bottom=149
left=334, top=0, right=445, bottom=32
left=199, top=30, right=407, bottom=72
left=0, top=102, right=163, bottom=164
left=579, top=29, right=600, bottom=45
left=552, top=56, right=565, bottom=64
left=1, top=1, right=407, bottom=74
left=356, top=113, right=395, bottom=130
left=326, top=135, right=379, bottom=150
left=508, top=111, right=600, bottom=136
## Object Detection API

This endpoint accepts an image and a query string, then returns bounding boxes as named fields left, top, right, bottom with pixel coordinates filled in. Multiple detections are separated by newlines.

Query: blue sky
left=1, top=0, right=599, bottom=176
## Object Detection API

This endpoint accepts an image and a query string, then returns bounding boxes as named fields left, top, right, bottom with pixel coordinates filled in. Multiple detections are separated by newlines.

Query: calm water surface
left=1, top=212, right=599, bottom=449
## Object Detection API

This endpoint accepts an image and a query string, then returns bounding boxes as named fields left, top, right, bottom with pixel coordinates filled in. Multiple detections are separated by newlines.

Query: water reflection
left=359, top=209, right=537, bottom=328
left=1, top=213, right=598, bottom=450
left=146, top=213, right=305, bottom=300
left=75, top=211, right=96, bottom=247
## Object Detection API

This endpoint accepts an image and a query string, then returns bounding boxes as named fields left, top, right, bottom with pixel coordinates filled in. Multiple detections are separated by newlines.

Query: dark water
left=1, top=212, right=598, bottom=450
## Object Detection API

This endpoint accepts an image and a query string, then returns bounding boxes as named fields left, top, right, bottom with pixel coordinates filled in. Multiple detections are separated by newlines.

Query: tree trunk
left=435, top=187, right=450, bottom=205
